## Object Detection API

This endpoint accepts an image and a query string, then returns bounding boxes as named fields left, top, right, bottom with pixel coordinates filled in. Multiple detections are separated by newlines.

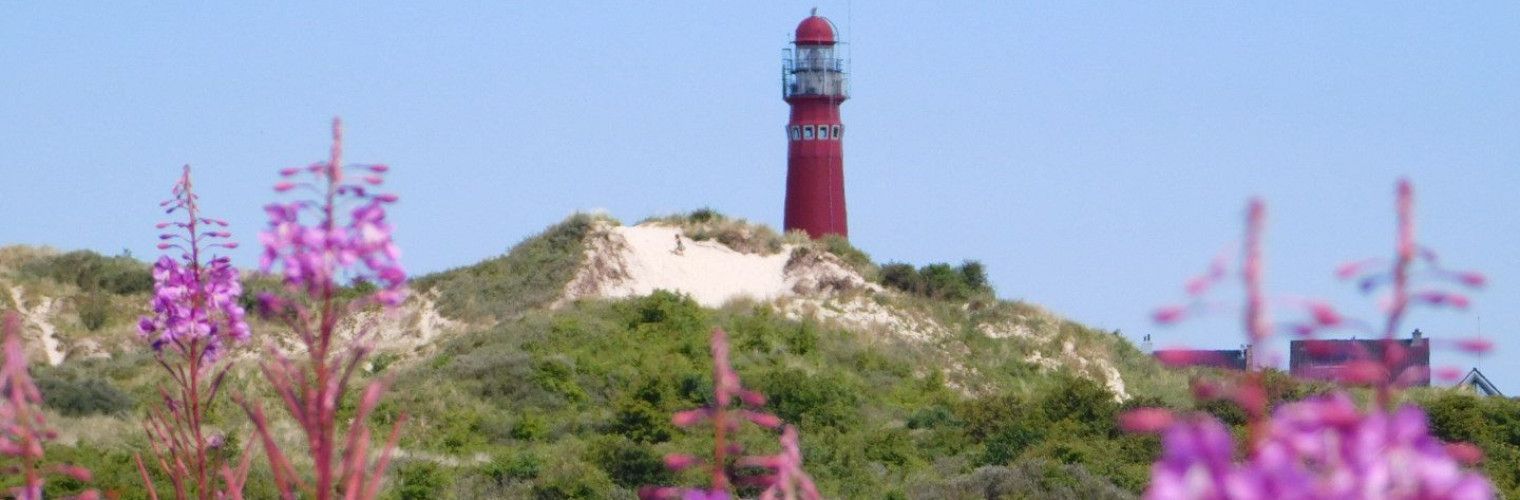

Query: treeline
left=879, top=260, right=992, bottom=301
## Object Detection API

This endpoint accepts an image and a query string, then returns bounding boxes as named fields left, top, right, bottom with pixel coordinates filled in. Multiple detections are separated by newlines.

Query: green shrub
left=531, top=357, right=587, bottom=403
left=908, top=460, right=1135, bottom=500
left=646, top=209, right=784, bottom=255
left=751, top=367, right=861, bottom=429
left=76, top=292, right=113, bottom=331
left=392, top=461, right=449, bottom=500
left=819, top=235, right=875, bottom=278
left=1036, top=376, right=1118, bottom=437
left=19, top=250, right=151, bottom=295
left=34, top=365, right=134, bottom=416
left=878, top=260, right=993, bottom=301
left=588, top=436, right=671, bottom=488
left=609, top=396, right=675, bottom=444
left=531, top=455, right=615, bottom=499
left=479, top=449, right=541, bottom=489
left=512, top=411, right=550, bottom=441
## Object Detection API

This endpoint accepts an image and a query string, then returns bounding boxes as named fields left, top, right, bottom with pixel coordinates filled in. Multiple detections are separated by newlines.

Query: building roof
left=795, top=12, right=837, bottom=45
left=1456, top=368, right=1503, bottom=397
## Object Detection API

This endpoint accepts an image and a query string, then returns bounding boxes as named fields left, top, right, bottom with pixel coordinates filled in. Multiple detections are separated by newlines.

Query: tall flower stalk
left=640, top=328, right=819, bottom=500
left=242, top=118, right=406, bottom=500
left=0, top=312, right=100, bottom=500
left=135, top=165, right=252, bottom=500
left=1134, top=180, right=1493, bottom=498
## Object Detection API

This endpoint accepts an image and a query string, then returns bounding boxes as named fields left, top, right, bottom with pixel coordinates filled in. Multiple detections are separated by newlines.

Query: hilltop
left=8, top=211, right=1517, bottom=498
left=0, top=211, right=1190, bottom=497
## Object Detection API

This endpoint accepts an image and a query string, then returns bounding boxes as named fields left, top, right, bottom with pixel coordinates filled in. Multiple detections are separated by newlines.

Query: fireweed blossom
left=257, top=137, right=405, bottom=306
left=1145, top=396, right=1491, bottom=499
left=134, top=166, right=254, bottom=500
left=241, top=119, right=406, bottom=500
left=139, top=166, right=249, bottom=363
left=1135, top=180, right=1494, bottom=499
left=0, top=313, right=101, bottom=500
left=640, top=329, right=820, bottom=500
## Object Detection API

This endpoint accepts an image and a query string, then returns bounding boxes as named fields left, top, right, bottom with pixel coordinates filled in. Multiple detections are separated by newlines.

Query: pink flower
left=646, top=329, right=817, bottom=499
left=1144, top=395, right=1493, bottom=499
left=259, top=160, right=407, bottom=308
left=140, top=168, right=249, bottom=363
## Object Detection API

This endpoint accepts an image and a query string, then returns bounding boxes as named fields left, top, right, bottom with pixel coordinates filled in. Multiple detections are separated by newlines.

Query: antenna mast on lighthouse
left=781, top=9, right=849, bottom=239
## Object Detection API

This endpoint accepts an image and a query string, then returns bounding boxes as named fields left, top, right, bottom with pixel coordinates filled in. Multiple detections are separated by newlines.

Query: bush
left=908, top=460, right=1135, bottom=500
left=482, top=450, right=541, bottom=484
left=608, top=393, right=676, bottom=444
left=392, top=461, right=449, bottom=500
left=76, top=292, right=113, bottom=331
left=615, top=290, right=709, bottom=337
left=647, top=209, right=785, bottom=255
left=878, top=260, right=993, bottom=301
left=819, top=235, right=875, bottom=278
left=588, top=436, right=671, bottom=488
left=1036, top=376, right=1119, bottom=437
left=19, top=250, right=151, bottom=295
left=531, top=455, right=616, bottom=499
left=512, top=411, right=550, bottom=441
left=751, top=367, right=861, bottom=429
left=34, top=365, right=134, bottom=416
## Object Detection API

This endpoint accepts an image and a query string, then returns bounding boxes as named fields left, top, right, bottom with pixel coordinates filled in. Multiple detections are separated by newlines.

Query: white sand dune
left=559, top=223, right=866, bottom=308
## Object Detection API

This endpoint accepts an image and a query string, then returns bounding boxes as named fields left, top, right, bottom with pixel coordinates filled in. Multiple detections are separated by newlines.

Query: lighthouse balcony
left=781, top=66, right=849, bottom=100
left=783, top=55, right=847, bottom=73
left=783, top=79, right=849, bottom=100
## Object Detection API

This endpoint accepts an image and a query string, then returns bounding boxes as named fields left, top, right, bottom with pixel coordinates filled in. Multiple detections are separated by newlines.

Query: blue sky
left=2, top=3, right=1517, bottom=387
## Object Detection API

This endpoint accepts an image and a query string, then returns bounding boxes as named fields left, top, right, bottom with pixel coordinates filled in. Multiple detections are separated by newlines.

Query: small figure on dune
left=673, top=233, right=686, bottom=256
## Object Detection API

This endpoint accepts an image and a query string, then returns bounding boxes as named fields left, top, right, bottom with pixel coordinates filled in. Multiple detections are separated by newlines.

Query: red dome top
left=794, top=13, right=836, bottom=45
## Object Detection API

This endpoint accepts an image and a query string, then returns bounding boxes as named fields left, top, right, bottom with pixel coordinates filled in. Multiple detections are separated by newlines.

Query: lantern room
left=782, top=11, right=849, bottom=101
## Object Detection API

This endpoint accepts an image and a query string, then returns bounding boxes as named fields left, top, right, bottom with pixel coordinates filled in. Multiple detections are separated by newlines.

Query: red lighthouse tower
left=782, top=10, right=849, bottom=239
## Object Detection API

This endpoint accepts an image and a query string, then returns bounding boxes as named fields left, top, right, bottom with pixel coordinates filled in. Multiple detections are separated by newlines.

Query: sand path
left=8, top=286, right=65, bottom=365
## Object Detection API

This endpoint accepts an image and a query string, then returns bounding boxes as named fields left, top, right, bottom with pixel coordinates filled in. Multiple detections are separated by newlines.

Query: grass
left=412, top=213, right=615, bottom=323
left=643, top=209, right=786, bottom=256
left=11, top=212, right=1519, bottom=498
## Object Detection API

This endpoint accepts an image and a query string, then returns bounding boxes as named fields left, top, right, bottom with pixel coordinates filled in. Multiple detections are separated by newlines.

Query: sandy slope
left=566, top=224, right=796, bottom=308
left=8, top=286, right=65, bottom=365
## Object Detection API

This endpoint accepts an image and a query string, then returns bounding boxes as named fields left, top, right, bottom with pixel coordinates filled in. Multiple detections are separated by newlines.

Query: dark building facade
left=1288, top=330, right=1430, bottom=386
left=1152, top=348, right=1250, bottom=371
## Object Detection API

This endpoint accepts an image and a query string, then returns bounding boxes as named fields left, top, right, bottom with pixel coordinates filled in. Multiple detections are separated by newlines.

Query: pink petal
left=1305, top=301, right=1342, bottom=327
left=663, top=454, right=700, bottom=471
left=1434, top=366, right=1465, bottom=382
left=1119, top=408, right=1174, bottom=433
left=1446, top=442, right=1484, bottom=465
left=672, top=409, right=707, bottom=427
left=1152, top=305, right=1187, bottom=325
left=1454, top=337, right=1494, bottom=355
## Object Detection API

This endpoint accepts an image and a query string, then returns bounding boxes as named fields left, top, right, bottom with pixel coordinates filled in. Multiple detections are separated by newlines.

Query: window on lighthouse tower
left=832, top=125, right=842, bottom=139
left=803, top=125, right=815, bottom=140
left=790, top=126, right=801, bottom=141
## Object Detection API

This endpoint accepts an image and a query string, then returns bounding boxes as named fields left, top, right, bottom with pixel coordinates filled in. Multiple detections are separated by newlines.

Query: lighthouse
left=782, top=9, right=849, bottom=239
